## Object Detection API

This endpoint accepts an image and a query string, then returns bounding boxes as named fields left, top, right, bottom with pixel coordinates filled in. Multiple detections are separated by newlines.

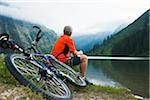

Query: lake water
left=86, top=60, right=149, bottom=98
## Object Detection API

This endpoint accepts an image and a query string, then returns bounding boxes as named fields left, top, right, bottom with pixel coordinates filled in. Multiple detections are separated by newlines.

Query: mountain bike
left=0, top=26, right=87, bottom=100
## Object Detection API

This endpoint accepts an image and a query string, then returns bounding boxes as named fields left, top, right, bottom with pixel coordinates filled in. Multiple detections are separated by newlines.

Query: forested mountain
left=73, top=24, right=127, bottom=53
left=0, top=15, right=57, bottom=53
left=88, top=9, right=149, bottom=56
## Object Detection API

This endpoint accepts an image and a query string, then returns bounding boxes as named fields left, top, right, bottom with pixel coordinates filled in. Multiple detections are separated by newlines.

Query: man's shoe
left=77, top=74, right=86, bottom=80
left=85, top=78, right=93, bottom=85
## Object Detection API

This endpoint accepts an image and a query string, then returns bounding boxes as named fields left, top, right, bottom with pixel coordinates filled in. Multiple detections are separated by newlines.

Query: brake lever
left=33, top=26, right=43, bottom=42
left=36, top=33, right=44, bottom=42
left=36, top=30, right=41, bottom=40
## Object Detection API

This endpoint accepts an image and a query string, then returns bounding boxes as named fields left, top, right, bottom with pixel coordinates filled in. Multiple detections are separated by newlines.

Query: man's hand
left=77, top=50, right=83, bottom=55
left=73, top=50, right=83, bottom=57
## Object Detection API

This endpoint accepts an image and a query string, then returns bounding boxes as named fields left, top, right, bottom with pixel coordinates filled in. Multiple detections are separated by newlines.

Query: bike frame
left=29, top=53, right=79, bottom=82
left=0, top=26, right=87, bottom=87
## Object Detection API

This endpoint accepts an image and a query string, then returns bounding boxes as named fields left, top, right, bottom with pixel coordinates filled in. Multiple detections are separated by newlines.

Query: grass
left=73, top=85, right=129, bottom=94
left=0, top=54, right=18, bottom=85
left=0, top=54, right=136, bottom=100
left=0, top=54, right=44, bottom=99
left=70, top=84, right=136, bottom=100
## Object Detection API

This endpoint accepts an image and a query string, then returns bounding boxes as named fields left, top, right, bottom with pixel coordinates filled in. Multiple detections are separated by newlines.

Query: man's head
left=63, top=25, right=72, bottom=36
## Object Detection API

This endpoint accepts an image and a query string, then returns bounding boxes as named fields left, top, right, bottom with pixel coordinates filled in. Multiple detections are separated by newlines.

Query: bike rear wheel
left=5, top=54, right=72, bottom=100
left=33, top=54, right=87, bottom=87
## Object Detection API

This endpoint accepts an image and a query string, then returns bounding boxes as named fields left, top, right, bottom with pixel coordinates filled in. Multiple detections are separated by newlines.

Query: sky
left=0, top=0, right=149, bottom=36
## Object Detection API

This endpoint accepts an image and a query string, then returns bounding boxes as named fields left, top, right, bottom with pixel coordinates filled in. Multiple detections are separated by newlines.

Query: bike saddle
left=0, top=34, right=15, bottom=49
left=0, top=33, right=9, bottom=41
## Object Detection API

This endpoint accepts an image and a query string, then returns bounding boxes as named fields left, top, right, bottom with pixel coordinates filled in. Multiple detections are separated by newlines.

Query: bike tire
left=5, top=54, right=72, bottom=100
left=50, top=58, right=87, bottom=87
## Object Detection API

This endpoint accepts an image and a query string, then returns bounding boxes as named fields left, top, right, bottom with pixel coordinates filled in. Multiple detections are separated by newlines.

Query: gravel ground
left=0, top=85, right=137, bottom=100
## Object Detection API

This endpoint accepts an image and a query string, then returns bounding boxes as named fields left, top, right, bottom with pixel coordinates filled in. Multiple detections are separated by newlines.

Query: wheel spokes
left=51, top=60, right=81, bottom=83
left=14, top=59, right=38, bottom=77
left=44, top=77, right=66, bottom=96
left=13, top=57, right=68, bottom=97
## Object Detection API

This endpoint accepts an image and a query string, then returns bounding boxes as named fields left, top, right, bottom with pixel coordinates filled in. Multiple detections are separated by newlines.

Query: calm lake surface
left=86, top=60, right=149, bottom=98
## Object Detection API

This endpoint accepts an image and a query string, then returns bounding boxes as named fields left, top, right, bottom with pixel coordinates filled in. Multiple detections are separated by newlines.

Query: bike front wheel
left=5, top=54, right=72, bottom=100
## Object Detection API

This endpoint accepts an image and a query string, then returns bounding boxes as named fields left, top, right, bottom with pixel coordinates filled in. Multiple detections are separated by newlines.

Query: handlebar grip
left=33, top=26, right=40, bottom=29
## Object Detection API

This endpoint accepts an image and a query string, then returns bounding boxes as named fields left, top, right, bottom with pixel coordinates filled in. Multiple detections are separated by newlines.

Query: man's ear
left=70, top=32, right=72, bottom=35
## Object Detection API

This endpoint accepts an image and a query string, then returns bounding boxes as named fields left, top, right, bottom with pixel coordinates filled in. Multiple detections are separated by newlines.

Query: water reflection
left=86, top=61, right=122, bottom=87
left=86, top=60, right=149, bottom=98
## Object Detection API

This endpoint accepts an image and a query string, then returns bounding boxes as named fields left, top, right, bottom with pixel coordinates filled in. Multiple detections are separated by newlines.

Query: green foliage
left=71, top=84, right=136, bottom=100
left=88, top=10, right=149, bottom=56
left=0, top=15, right=57, bottom=54
left=73, top=85, right=127, bottom=93
left=0, top=54, right=18, bottom=85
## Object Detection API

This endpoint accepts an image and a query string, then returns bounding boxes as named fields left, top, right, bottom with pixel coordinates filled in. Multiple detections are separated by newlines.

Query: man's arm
left=67, top=37, right=83, bottom=56
left=73, top=50, right=83, bottom=56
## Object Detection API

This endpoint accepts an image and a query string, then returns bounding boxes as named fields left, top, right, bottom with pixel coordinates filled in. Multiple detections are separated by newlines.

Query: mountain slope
left=72, top=23, right=127, bottom=53
left=73, top=32, right=111, bottom=52
left=88, top=9, right=149, bottom=56
left=0, top=15, right=57, bottom=53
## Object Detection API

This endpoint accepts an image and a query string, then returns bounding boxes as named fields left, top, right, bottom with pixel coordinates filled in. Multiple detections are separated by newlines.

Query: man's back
left=51, top=25, right=88, bottom=78
left=51, top=34, right=75, bottom=62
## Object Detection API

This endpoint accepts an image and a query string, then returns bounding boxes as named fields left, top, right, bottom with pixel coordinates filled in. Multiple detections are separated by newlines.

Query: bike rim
left=11, top=55, right=71, bottom=98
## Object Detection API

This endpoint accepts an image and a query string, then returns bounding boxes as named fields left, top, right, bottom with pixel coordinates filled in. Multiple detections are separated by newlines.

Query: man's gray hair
left=64, top=26, right=72, bottom=36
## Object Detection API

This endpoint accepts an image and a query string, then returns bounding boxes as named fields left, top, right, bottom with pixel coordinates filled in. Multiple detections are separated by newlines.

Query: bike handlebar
left=33, top=26, right=43, bottom=43
left=0, top=25, right=44, bottom=55
left=33, top=25, right=40, bottom=29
